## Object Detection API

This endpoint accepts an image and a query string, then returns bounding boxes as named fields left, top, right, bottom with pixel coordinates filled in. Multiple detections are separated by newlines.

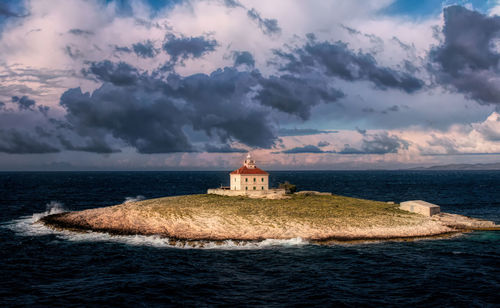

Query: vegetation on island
left=278, top=181, right=297, bottom=194
left=140, top=194, right=408, bottom=227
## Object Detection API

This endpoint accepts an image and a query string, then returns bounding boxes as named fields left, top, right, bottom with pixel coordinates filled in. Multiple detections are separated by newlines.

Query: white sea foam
left=2, top=203, right=309, bottom=250
left=123, top=195, right=145, bottom=203
left=3, top=201, right=67, bottom=236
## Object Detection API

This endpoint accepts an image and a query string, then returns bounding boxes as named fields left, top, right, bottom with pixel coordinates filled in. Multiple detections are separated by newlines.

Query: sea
left=0, top=171, right=499, bottom=306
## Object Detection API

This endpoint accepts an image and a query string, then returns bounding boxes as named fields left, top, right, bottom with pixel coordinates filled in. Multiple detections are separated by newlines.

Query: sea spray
left=123, top=195, right=146, bottom=203
left=32, top=201, right=66, bottom=220
left=3, top=201, right=67, bottom=236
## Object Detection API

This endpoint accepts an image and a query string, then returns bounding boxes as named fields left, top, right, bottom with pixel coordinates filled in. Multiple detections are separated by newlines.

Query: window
left=261, top=178, right=264, bottom=182
left=234, top=178, right=236, bottom=182
left=245, top=178, right=248, bottom=182
left=245, top=187, right=248, bottom=190
left=261, top=186, right=264, bottom=190
left=253, top=177, right=256, bottom=182
left=253, top=186, right=256, bottom=190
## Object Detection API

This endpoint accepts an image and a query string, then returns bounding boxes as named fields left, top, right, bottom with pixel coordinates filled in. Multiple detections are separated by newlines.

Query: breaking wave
left=3, top=203, right=309, bottom=250
left=123, top=195, right=145, bottom=203
left=4, top=201, right=67, bottom=236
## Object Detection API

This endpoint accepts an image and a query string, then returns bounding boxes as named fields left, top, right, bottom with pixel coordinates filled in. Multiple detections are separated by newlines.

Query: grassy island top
left=137, top=194, right=415, bottom=228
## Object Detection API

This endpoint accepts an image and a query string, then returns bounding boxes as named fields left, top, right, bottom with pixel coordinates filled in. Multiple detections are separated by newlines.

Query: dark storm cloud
left=0, top=101, right=5, bottom=110
left=162, top=34, right=218, bottom=63
left=68, top=28, right=94, bottom=36
left=83, top=60, right=140, bottom=86
left=11, top=95, right=35, bottom=110
left=204, top=144, right=246, bottom=153
left=317, top=141, right=330, bottom=147
left=58, top=135, right=118, bottom=154
left=381, top=105, right=399, bottom=114
left=338, top=132, right=409, bottom=154
left=282, top=145, right=326, bottom=154
left=275, top=37, right=424, bottom=93
left=132, top=40, right=158, bottom=58
left=169, top=68, right=276, bottom=148
left=61, top=63, right=284, bottom=153
left=232, top=51, right=255, bottom=68
left=247, top=8, right=281, bottom=36
left=403, top=60, right=419, bottom=74
left=430, top=6, right=500, bottom=105
left=277, top=128, right=338, bottom=136
left=34, top=126, right=52, bottom=138
left=0, top=129, right=59, bottom=154
left=37, top=105, right=50, bottom=116
left=46, top=39, right=378, bottom=155
left=257, top=74, right=344, bottom=120
left=60, top=85, right=193, bottom=154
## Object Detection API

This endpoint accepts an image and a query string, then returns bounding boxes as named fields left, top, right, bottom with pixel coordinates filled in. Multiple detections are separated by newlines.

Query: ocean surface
left=0, top=171, right=499, bottom=306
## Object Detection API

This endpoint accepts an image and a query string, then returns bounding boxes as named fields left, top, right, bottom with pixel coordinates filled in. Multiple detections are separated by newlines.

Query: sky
left=1, top=0, right=500, bottom=171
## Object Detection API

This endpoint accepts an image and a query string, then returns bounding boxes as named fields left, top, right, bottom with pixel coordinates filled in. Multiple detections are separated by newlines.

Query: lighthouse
left=229, top=154, right=269, bottom=191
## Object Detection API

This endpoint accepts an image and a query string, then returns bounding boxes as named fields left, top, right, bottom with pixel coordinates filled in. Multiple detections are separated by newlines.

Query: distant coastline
left=408, top=162, right=500, bottom=171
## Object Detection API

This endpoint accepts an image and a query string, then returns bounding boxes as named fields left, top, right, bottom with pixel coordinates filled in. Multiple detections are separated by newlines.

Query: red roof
left=230, top=165, right=269, bottom=175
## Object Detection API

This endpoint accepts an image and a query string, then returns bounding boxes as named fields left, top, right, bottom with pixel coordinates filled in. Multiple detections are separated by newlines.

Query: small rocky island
left=40, top=155, right=499, bottom=243
left=40, top=193, right=498, bottom=243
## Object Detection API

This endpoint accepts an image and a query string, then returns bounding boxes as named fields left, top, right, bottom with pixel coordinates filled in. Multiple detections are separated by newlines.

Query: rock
left=432, top=213, right=497, bottom=230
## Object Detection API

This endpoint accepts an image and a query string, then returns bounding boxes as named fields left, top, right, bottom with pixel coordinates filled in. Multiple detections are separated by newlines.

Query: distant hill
left=411, top=163, right=500, bottom=170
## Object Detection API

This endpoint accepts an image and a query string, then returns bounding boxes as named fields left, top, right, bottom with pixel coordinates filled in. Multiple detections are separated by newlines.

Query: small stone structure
left=400, top=200, right=441, bottom=217
left=208, top=154, right=286, bottom=199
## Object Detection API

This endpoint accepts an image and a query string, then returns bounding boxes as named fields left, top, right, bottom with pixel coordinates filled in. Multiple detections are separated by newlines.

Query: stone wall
left=207, top=188, right=285, bottom=199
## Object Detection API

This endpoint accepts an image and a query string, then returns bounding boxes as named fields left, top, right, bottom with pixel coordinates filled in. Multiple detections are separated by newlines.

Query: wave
left=123, top=195, right=145, bottom=204
left=2, top=202, right=309, bottom=250
left=3, top=201, right=67, bottom=236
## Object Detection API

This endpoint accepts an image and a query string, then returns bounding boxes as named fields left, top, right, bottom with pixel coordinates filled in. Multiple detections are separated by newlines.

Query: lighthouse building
left=207, top=154, right=285, bottom=198
left=230, top=154, right=269, bottom=191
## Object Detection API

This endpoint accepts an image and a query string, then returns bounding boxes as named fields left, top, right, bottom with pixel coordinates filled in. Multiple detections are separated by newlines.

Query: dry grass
left=139, top=194, right=411, bottom=227
left=130, top=194, right=432, bottom=234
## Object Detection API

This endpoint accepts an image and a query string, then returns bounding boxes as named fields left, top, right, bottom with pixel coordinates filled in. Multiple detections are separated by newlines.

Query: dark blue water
left=1, top=171, right=499, bottom=306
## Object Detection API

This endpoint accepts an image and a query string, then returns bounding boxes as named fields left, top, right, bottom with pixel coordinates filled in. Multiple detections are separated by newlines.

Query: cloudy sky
left=1, top=0, right=500, bottom=170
